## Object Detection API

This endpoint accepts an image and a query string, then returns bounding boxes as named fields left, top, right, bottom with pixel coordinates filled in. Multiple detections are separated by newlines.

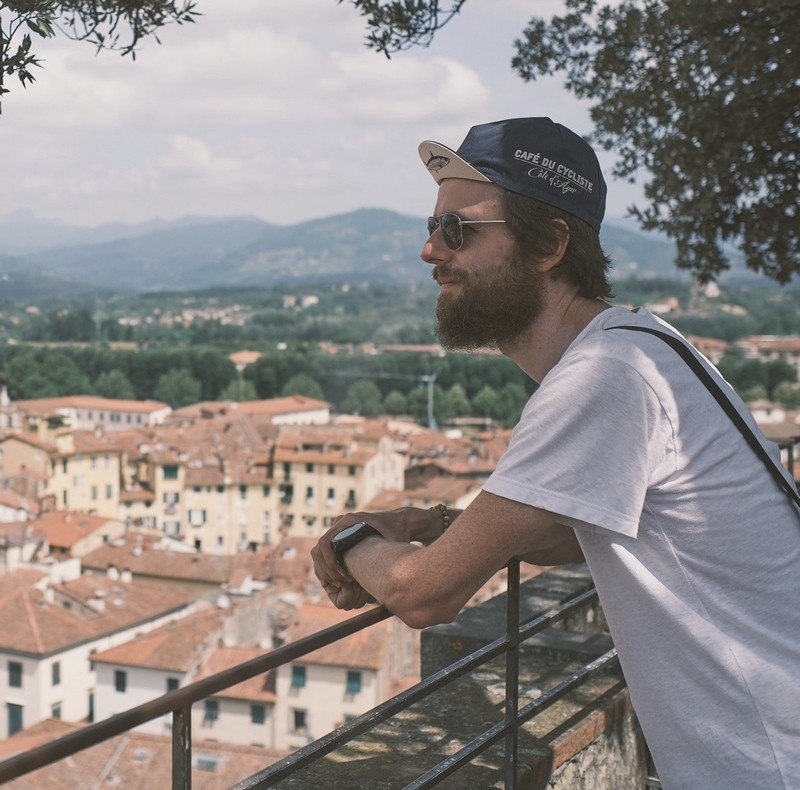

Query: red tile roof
left=28, top=511, right=122, bottom=550
left=288, top=604, right=389, bottom=671
left=91, top=606, right=227, bottom=672
left=0, top=570, right=194, bottom=655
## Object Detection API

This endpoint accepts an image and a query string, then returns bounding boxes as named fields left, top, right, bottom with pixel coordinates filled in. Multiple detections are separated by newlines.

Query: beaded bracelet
left=432, top=503, right=452, bottom=531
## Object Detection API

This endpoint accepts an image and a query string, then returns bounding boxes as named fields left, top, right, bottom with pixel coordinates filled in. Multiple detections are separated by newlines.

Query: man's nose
left=421, top=231, right=450, bottom=266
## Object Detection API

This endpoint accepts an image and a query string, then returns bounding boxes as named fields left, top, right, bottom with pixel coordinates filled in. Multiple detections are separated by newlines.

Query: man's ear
left=537, top=219, right=569, bottom=273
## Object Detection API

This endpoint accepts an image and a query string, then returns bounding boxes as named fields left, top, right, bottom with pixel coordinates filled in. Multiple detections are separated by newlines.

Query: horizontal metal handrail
left=0, top=571, right=607, bottom=789
left=234, top=586, right=602, bottom=788
left=0, top=605, right=391, bottom=784
left=407, top=648, right=620, bottom=789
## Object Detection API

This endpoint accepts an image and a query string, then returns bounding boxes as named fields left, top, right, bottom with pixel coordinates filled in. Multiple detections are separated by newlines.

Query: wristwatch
left=331, top=521, right=380, bottom=571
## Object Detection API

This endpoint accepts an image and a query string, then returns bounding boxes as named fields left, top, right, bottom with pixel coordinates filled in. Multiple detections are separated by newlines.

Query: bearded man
left=311, top=118, right=800, bottom=788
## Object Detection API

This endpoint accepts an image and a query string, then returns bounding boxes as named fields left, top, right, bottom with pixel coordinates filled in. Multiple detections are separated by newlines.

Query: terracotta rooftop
left=195, top=645, right=277, bottom=703
left=289, top=603, right=389, bottom=671
left=1, top=724, right=286, bottom=788
left=28, top=511, right=123, bottom=550
left=228, top=350, right=263, bottom=366
left=13, top=395, right=170, bottom=414
left=0, top=433, right=57, bottom=453
left=0, top=570, right=195, bottom=656
left=120, top=486, right=156, bottom=503
left=91, top=606, right=227, bottom=672
left=82, top=534, right=241, bottom=585
left=0, top=488, right=37, bottom=512
left=236, top=395, right=330, bottom=416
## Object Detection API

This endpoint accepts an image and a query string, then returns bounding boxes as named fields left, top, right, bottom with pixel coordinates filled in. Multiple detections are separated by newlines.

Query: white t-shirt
left=484, top=306, right=800, bottom=789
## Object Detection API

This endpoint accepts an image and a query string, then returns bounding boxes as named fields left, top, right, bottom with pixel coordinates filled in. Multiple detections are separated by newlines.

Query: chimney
left=107, top=564, right=120, bottom=581
left=120, top=568, right=132, bottom=583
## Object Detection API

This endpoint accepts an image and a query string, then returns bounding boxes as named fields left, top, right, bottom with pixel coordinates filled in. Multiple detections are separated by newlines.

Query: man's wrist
left=331, top=522, right=381, bottom=571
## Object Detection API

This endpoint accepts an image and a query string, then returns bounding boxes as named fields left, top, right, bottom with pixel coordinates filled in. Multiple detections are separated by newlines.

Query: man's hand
left=311, top=506, right=455, bottom=594
left=323, top=580, right=376, bottom=611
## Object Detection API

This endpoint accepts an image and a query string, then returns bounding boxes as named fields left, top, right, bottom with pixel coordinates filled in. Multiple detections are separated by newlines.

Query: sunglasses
left=426, top=213, right=507, bottom=251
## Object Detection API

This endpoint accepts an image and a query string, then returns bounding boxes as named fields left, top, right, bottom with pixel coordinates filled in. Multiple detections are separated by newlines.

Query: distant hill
left=0, top=208, right=771, bottom=298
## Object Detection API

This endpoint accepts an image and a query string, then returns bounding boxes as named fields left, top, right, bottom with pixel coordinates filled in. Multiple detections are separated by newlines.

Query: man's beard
left=433, top=249, right=544, bottom=351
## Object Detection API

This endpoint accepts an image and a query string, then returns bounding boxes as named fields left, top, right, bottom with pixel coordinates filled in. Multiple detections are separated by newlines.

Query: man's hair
left=501, top=190, right=614, bottom=300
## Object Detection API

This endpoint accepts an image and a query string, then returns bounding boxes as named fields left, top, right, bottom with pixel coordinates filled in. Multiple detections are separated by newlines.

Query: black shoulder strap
left=605, top=324, right=800, bottom=510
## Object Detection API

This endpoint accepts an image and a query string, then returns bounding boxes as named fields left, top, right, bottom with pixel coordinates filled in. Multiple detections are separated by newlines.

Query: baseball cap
left=418, top=117, right=606, bottom=232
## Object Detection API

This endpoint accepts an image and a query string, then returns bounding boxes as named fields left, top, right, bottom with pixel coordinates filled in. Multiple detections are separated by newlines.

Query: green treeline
left=0, top=344, right=536, bottom=426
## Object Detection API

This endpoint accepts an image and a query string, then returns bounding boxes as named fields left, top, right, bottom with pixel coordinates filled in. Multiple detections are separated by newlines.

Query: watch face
left=333, top=522, right=366, bottom=544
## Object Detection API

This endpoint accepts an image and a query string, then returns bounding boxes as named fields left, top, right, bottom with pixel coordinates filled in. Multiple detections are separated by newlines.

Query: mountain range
left=0, top=208, right=763, bottom=300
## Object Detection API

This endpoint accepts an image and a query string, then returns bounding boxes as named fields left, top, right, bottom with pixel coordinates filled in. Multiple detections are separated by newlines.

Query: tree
left=343, top=0, right=799, bottom=284
left=471, top=385, right=501, bottom=421
left=774, top=381, right=800, bottom=409
left=154, top=368, right=201, bottom=409
left=443, top=383, right=471, bottom=418
left=220, top=378, right=257, bottom=402
left=0, top=1, right=199, bottom=112
left=281, top=373, right=325, bottom=400
left=383, top=389, right=408, bottom=415
left=95, top=369, right=135, bottom=399
left=342, top=380, right=383, bottom=417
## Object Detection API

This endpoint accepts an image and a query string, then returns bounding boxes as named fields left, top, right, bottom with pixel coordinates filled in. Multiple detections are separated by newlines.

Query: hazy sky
left=0, top=0, right=643, bottom=228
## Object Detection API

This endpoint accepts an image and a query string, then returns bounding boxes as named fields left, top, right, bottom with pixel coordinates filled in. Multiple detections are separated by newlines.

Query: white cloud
left=0, top=0, right=640, bottom=226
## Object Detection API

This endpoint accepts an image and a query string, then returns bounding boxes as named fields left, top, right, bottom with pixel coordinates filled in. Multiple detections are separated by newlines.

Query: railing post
left=504, top=560, right=520, bottom=789
left=173, top=704, right=192, bottom=790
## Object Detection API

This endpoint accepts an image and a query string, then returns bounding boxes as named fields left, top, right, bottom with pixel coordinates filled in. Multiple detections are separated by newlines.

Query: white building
left=0, top=566, right=195, bottom=739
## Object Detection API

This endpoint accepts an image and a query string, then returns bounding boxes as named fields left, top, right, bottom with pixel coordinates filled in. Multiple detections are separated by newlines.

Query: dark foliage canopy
left=0, top=1, right=198, bottom=110
left=342, top=0, right=800, bottom=284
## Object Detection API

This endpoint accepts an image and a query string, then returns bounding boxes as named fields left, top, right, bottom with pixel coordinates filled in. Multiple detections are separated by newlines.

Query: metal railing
left=0, top=562, right=617, bottom=789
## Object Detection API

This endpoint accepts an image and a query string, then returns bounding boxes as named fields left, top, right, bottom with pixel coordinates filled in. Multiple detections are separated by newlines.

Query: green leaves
left=0, top=1, right=200, bottom=107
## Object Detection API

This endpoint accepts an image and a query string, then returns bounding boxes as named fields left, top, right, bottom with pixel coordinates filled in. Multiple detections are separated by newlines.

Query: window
left=327, top=464, right=335, bottom=474
left=6, top=703, right=23, bottom=737
left=216, top=485, right=224, bottom=493
left=51, top=702, right=61, bottom=719
left=62, top=459, right=68, bottom=473
left=51, top=661, right=60, bottom=686
left=282, top=462, right=291, bottom=480
left=251, top=704, right=266, bottom=724
left=305, top=486, right=314, bottom=502
left=291, top=665, right=306, bottom=689
left=262, top=485, right=271, bottom=496
left=164, top=491, right=179, bottom=506
left=166, top=677, right=179, bottom=693
left=90, top=455, right=97, bottom=469
left=8, top=661, right=22, bottom=688
left=204, top=699, right=219, bottom=722
left=91, top=485, right=98, bottom=501
left=105, top=484, right=113, bottom=499
left=305, top=463, right=314, bottom=473
left=346, top=670, right=362, bottom=695
left=346, top=489, right=356, bottom=507
left=163, top=465, right=178, bottom=480
left=239, top=485, right=247, bottom=499
left=114, top=670, right=127, bottom=693
left=189, top=509, right=206, bottom=526
left=292, top=708, right=307, bottom=732
left=348, top=465, right=356, bottom=476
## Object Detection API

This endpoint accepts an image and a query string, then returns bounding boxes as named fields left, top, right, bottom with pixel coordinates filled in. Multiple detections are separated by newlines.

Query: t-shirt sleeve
left=483, top=350, right=674, bottom=538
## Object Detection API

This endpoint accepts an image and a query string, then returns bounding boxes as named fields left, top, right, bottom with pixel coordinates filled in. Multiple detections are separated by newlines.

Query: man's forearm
left=342, top=536, right=461, bottom=628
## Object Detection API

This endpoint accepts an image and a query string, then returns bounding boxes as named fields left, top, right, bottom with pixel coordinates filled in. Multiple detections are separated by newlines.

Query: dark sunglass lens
left=440, top=214, right=462, bottom=250
left=426, top=217, right=438, bottom=237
